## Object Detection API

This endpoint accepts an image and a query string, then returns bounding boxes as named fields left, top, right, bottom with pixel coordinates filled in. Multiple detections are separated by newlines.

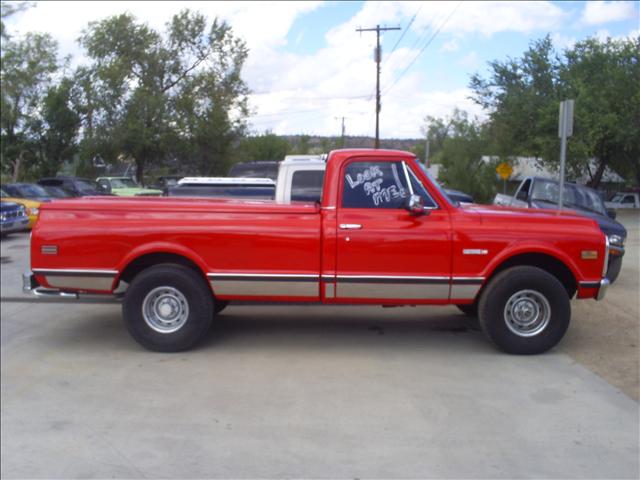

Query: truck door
left=333, top=159, right=452, bottom=303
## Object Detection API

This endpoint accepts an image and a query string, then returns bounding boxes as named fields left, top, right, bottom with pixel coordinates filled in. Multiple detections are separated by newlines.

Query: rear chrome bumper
left=22, top=271, right=122, bottom=303
left=596, top=278, right=610, bottom=301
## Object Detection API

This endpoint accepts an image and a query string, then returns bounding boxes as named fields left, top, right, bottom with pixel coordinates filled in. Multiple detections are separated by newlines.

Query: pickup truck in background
left=25, top=149, right=610, bottom=355
left=605, top=192, right=640, bottom=209
left=167, top=177, right=276, bottom=199
left=494, top=176, right=626, bottom=283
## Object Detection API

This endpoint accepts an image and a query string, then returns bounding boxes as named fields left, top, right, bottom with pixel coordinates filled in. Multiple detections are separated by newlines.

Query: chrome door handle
left=339, top=223, right=362, bottom=230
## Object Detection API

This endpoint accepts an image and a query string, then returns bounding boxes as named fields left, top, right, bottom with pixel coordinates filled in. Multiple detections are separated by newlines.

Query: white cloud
left=581, top=1, right=637, bottom=26
left=458, top=51, right=480, bottom=70
left=440, top=38, right=460, bottom=52
left=5, top=1, right=568, bottom=139
left=402, top=1, right=565, bottom=37
left=552, top=32, right=577, bottom=50
left=5, top=1, right=322, bottom=60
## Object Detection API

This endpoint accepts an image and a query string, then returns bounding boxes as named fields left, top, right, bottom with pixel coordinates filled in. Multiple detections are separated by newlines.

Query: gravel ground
left=1, top=210, right=638, bottom=478
left=563, top=210, right=639, bottom=400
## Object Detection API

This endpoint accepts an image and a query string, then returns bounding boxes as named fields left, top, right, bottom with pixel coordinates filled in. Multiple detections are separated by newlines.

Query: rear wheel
left=478, top=266, right=570, bottom=355
left=123, top=264, right=214, bottom=352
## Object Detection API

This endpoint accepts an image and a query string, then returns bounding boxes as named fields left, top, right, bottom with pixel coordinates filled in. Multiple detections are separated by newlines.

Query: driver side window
left=342, top=161, right=409, bottom=209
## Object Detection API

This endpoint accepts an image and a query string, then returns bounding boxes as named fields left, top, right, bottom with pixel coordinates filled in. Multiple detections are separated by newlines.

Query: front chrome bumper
left=596, top=278, right=610, bottom=301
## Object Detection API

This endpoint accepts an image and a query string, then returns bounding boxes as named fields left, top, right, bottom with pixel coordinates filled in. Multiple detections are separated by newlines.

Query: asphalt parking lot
left=1, top=211, right=639, bottom=479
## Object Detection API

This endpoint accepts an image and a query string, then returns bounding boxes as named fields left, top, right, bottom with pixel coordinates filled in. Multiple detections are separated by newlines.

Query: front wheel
left=123, top=264, right=214, bottom=352
left=478, top=266, right=570, bottom=355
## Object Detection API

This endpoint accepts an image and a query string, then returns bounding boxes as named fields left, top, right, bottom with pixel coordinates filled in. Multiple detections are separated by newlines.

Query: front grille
left=2, top=209, right=26, bottom=219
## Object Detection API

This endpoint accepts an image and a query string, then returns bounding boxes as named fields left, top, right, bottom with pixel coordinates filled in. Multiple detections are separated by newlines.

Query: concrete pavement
left=1, top=228, right=638, bottom=478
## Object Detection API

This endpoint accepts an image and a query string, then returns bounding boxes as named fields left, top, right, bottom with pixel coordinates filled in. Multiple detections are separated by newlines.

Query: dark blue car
left=513, top=177, right=626, bottom=283
left=1, top=201, right=29, bottom=237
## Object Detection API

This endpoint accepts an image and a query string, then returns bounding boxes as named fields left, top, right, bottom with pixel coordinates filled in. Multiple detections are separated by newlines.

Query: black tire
left=214, top=300, right=229, bottom=315
left=123, top=264, right=214, bottom=352
left=456, top=303, right=478, bottom=317
left=478, top=266, right=570, bottom=355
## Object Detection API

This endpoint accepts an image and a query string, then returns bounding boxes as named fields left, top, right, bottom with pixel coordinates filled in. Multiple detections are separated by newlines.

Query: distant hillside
left=281, top=135, right=424, bottom=152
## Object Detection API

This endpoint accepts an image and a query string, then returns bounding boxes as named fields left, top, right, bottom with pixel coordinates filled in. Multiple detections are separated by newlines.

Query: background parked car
left=2, top=183, right=53, bottom=202
left=41, top=186, right=74, bottom=198
left=38, top=176, right=109, bottom=197
left=95, top=177, right=163, bottom=196
left=494, top=176, right=627, bottom=283
left=0, top=188, right=43, bottom=229
left=0, top=201, right=29, bottom=237
left=606, top=192, right=640, bottom=209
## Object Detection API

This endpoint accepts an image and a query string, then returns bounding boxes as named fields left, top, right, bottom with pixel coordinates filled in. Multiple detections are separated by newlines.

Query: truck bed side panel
left=32, top=207, right=322, bottom=300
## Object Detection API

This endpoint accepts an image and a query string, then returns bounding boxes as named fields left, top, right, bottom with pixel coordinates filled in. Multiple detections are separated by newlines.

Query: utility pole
left=335, top=116, right=346, bottom=147
left=424, top=136, right=430, bottom=167
left=356, top=24, right=401, bottom=149
left=558, top=99, right=574, bottom=210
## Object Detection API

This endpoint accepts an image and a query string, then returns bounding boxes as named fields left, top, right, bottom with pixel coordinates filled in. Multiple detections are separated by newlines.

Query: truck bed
left=32, top=197, right=322, bottom=299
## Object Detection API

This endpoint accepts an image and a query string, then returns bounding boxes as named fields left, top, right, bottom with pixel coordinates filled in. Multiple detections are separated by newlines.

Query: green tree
left=235, top=132, right=290, bottom=162
left=1, top=1, right=31, bottom=39
left=1, top=31, right=60, bottom=180
left=79, top=10, right=249, bottom=182
left=470, top=34, right=639, bottom=187
left=36, top=78, right=81, bottom=176
left=428, top=110, right=497, bottom=203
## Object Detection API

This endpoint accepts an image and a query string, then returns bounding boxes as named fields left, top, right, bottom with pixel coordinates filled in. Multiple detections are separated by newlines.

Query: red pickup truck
left=24, top=149, right=610, bottom=354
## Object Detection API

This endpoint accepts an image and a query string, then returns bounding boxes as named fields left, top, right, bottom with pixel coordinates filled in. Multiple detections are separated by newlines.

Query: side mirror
left=405, top=194, right=425, bottom=215
left=606, top=209, right=617, bottom=220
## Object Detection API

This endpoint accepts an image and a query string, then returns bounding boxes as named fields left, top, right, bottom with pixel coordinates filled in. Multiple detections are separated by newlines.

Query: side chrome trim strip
left=451, top=277, right=485, bottom=285
left=207, top=273, right=318, bottom=282
left=33, top=268, right=118, bottom=277
left=337, top=275, right=449, bottom=285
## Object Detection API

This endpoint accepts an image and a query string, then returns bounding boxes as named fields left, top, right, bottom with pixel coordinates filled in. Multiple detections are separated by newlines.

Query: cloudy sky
left=5, top=1, right=639, bottom=139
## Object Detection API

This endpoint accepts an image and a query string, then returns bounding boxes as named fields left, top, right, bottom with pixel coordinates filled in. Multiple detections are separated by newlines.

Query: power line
left=386, top=6, right=422, bottom=62
left=382, top=2, right=462, bottom=96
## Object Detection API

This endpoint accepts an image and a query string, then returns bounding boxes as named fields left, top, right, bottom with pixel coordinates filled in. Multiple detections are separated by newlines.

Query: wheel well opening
left=119, top=252, right=204, bottom=286
left=489, top=253, right=577, bottom=298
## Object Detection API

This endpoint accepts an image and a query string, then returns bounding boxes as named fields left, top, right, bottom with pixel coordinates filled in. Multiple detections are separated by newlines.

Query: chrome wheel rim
left=142, top=286, right=189, bottom=334
left=503, top=289, right=551, bottom=337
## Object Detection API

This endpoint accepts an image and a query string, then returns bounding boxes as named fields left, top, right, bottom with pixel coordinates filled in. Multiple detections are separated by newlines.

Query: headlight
left=28, top=207, right=39, bottom=216
left=0, top=214, right=6, bottom=221
left=608, top=234, right=624, bottom=247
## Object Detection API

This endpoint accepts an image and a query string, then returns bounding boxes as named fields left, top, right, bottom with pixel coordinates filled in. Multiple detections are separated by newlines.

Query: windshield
left=73, top=179, right=97, bottom=192
left=531, top=180, right=607, bottom=215
left=18, top=184, right=49, bottom=198
left=417, top=163, right=457, bottom=207
left=110, top=178, right=137, bottom=188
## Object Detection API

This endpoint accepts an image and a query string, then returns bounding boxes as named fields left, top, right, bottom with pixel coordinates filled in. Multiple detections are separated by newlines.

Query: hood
left=531, top=200, right=627, bottom=238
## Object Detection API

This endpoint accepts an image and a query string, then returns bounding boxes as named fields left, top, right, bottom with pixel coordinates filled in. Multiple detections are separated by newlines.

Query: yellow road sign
left=496, top=162, right=513, bottom=180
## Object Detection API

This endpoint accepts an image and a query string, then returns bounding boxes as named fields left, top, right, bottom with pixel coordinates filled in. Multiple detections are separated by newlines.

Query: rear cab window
left=291, top=170, right=324, bottom=202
